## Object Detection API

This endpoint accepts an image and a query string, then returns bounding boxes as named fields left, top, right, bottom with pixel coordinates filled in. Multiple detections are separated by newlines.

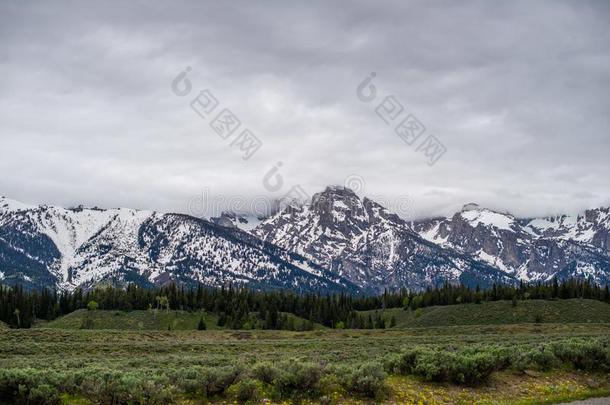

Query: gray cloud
left=1, top=0, right=609, bottom=219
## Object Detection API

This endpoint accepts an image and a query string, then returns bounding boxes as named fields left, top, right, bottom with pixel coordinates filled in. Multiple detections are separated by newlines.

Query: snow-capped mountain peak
left=0, top=196, right=357, bottom=293
left=458, top=206, right=519, bottom=232
left=0, top=196, right=37, bottom=213
left=523, top=207, right=610, bottom=250
left=210, top=211, right=265, bottom=231
left=2, top=192, right=609, bottom=293
left=412, top=204, right=610, bottom=284
left=254, top=189, right=516, bottom=291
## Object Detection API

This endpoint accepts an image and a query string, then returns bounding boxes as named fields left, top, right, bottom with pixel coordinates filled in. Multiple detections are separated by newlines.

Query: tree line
left=0, top=278, right=608, bottom=329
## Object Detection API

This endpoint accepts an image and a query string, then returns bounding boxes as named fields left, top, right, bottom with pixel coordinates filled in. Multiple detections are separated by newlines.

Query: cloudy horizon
left=1, top=0, right=609, bottom=220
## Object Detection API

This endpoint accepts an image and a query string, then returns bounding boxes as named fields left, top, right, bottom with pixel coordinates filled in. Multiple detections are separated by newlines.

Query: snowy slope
left=523, top=207, right=610, bottom=253
left=3, top=192, right=608, bottom=293
left=253, top=187, right=516, bottom=292
left=0, top=196, right=358, bottom=293
left=411, top=203, right=610, bottom=284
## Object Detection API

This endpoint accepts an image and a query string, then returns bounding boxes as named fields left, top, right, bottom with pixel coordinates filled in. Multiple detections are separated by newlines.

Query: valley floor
left=1, top=324, right=609, bottom=404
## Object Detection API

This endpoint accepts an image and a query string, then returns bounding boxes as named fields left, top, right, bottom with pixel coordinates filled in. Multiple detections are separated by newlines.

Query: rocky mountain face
left=2, top=191, right=609, bottom=293
left=522, top=207, right=610, bottom=253
left=0, top=197, right=357, bottom=293
left=210, top=212, right=263, bottom=231
left=252, top=187, right=517, bottom=292
left=412, top=204, right=610, bottom=284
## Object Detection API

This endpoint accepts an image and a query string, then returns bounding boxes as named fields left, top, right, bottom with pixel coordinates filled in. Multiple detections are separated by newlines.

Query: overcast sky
left=1, top=0, right=609, bottom=220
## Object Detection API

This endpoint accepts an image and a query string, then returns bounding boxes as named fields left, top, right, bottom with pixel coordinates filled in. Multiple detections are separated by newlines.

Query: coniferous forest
left=1, top=279, right=608, bottom=329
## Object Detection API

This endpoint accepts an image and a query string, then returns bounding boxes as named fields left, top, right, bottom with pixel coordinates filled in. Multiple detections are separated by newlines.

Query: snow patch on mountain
left=524, top=208, right=610, bottom=248
left=254, top=187, right=518, bottom=291
left=0, top=197, right=36, bottom=213
left=412, top=205, right=610, bottom=285
left=3, top=192, right=610, bottom=292
left=0, top=198, right=357, bottom=293
left=460, top=209, right=516, bottom=231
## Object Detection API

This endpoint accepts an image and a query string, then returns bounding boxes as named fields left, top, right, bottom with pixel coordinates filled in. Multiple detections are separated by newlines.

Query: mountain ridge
left=2, top=191, right=610, bottom=293
left=411, top=203, right=610, bottom=284
left=253, top=187, right=519, bottom=292
left=0, top=196, right=358, bottom=293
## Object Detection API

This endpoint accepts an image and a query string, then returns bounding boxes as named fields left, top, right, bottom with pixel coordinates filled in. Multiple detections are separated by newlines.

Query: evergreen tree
left=0, top=278, right=608, bottom=330
left=197, top=316, right=207, bottom=330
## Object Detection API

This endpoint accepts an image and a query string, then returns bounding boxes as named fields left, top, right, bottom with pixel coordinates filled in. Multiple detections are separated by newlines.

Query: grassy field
left=361, top=299, right=610, bottom=328
left=1, top=324, right=609, bottom=404
left=7, top=323, right=610, bottom=367
left=2, top=299, right=609, bottom=404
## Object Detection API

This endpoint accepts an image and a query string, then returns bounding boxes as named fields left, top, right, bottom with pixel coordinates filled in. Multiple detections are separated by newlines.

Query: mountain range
left=1, top=188, right=609, bottom=293
left=412, top=203, right=610, bottom=284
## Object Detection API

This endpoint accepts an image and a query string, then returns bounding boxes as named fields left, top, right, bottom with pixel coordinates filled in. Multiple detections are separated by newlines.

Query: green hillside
left=361, top=298, right=610, bottom=328
left=34, top=299, right=610, bottom=331
left=0, top=320, right=8, bottom=329
left=37, top=309, right=221, bottom=330
left=37, top=309, right=326, bottom=331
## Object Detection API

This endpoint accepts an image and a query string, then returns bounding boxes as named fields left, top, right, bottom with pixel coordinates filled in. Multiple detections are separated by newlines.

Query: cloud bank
left=1, top=0, right=609, bottom=219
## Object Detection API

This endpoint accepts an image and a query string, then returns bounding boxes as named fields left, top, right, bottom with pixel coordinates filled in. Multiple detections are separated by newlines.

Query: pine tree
left=14, top=308, right=21, bottom=328
left=197, top=315, right=207, bottom=330
left=366, top=314, right=374, bottom=329
left=1, top=279, right=608, bottom=330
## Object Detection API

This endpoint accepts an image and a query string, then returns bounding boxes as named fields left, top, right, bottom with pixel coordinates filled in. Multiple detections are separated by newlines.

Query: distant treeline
left=1, top=279, right=608, bottom=329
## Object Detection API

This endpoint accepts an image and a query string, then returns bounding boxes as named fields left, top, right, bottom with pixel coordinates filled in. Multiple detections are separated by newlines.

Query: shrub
left=0, top=369, right=24, bottom=400
left=449, top=352, right=500, bottom=385
left=385, top=347, right=507, bottom=385
left=171, top=366, right=206, bottom=396
left=251, top=362, right=279, bottom=384
left=273, top=361, right=323, bottom=397
left=75, top=368, right=175, bottom=404
left=345, top=362, right=387, bottom=399
left=227, top=379, right=262, bottom=402
left=87, top=300, right=98, bottom=311
left=412, top=349, right=452, bottom=382
left=382, top=353, right=401, bottom=374
left=114, top=373, right=173, bottom=404
left=202, top=366, right=242, bottom=397
left=29, top=384, right=60, bottom=404
left=79, top=368, right=124, bottom=403
left=513, top=346, right=559, bottom=371
left=552, top=340, right=609, bottom=370
left=383, top=348, right=423, bottom=374
left=0, top=368, right=54, bottom=404
left=317, top=369, right=344, bottom=397
left=168, top=366, right=242, bottom=398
